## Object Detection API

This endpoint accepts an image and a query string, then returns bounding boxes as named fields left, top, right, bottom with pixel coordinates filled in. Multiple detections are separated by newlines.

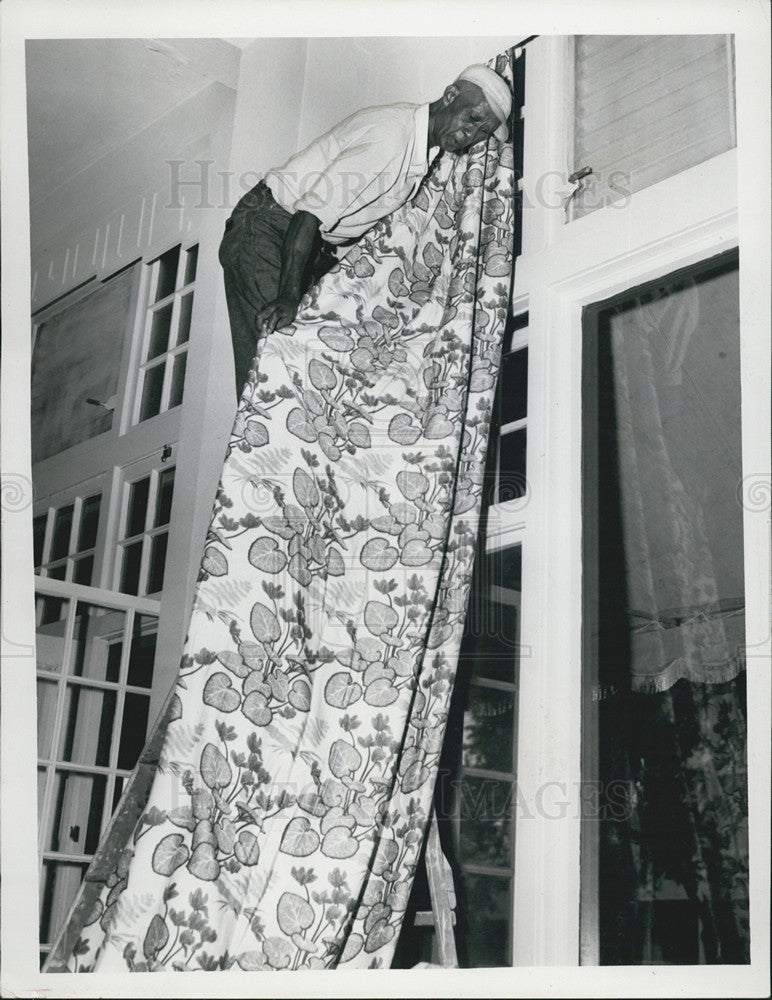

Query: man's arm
left=256, top=210, right=321, bottom=335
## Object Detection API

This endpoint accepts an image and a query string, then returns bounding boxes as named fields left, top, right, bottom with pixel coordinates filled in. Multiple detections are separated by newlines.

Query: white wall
left=297, top=35, right=516, bottom=149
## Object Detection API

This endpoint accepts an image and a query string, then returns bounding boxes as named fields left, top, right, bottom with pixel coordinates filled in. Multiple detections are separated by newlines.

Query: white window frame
left=33, top=475, right=111, bottom=590
left=123, top=241, right=198, bottom=431
left=511, top=35, right=744, bottom=966
left=35, top=576, right=161, bottom=960
left=112, top=454, right=177, bottom=597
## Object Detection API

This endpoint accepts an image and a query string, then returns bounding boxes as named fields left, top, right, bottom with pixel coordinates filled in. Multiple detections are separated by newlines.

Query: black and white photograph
left=1, top=1, right=769, bottom=996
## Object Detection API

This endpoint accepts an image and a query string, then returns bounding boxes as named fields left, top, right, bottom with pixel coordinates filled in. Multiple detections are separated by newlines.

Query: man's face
left=435, top=81, right=502, bottom=153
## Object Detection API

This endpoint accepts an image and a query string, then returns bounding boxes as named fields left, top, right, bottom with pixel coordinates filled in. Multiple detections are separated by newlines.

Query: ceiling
left=25, top=38, right=243, bottom=206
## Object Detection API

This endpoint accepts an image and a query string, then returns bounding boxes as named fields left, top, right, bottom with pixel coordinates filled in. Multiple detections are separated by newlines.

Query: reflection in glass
left=460, top=874, right=511, bottom=967
left=462, top=686, right=515, bottom=772
left=154, top=244, right=180, bottom=302
left=59, top=685, right=116, bottom=767
left=458, top=775, right=513, bottom=868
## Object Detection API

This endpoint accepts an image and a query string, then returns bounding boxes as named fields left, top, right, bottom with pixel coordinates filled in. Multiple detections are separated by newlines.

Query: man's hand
left=256, top=294, right=301, bottom=335
left=257, top=209, right=321, bottom=337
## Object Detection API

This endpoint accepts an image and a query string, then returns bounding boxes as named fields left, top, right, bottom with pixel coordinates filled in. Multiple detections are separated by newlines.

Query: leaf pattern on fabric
left=46, top=50, right=516, bottom=974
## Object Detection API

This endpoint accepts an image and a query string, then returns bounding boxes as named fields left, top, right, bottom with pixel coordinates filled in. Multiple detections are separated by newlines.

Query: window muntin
left=115, top=465, right=175, bottom=596
left=34, top=492, right=103, bottom=587
left=36, top=591, right=159, bottom=962
left=133, top=244, right=197, bottom=425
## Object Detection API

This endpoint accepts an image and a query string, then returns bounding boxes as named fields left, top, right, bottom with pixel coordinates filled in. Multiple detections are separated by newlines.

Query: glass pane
left=117, top=693, right=150, bottom=770
left=146, top=302, right=173, bottom=360
left=72, top=555, right=94, bottom=586
left=128, top=617, right=158, bottom=688
left=37, top=593, right=68, bottom=629
left=37, top=678, right=59, bottom=757
left=39, top=859, right=91, bottom=946
left=70, top=603, right=127, bottom=680
left=499, top=348, right=528, bottom=425
left=457, top=775, right=513, bottom=868
left=497, top=428, right=527, bottom=502
left=34, top=514, right=48, bottom=566
left=45, top=770, right=107, bottom=854
left=59, top=685, right=117, bottom=767
left=176, top=292, right=193, bottom=345
left=77, top=494, right=101, bottom=551
left=583, top=257, right=748, bottom=964
left=457, top=874, right=511, bottom=967
left=36, top=604, right=69, bottom=669
left=183, top=244, right=198, bottom=286
left=154, top=244, right=180, bottom=302
left=119, top=542, right=143, bottom=596
left=154, top=468, right=175, bottom=528
left=462, top=686, right=516, bottom=772
left=111, top=775, right=125, bottom=813
left=125, top=476, right=150, bottom=538
left=138, top=362, right=165, bottom=422
left=51, top=504, right=74, bottom=560
left=460, top=544, right=521, bottom=683
left=38, top=767, right=48, bottom=817
left=105, top=642, right=123, bottom=684
left=168, top=350, right=187, bottom=409
left=573, top=36, right=735, bottom=219
left=47, top=563, right=67, bottom=581
left=147, top=533, right=168, bottom=594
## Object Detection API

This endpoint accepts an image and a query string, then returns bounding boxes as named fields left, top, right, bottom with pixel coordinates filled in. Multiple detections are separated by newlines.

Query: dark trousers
left=219, top=181, right=338, bottom=396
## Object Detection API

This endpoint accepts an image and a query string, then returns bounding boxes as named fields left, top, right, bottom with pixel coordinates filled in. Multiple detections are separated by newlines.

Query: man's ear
left=442, top=83, right=459, bottom=106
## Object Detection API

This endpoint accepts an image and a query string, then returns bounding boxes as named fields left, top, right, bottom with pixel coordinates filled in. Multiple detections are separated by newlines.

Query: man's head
left=429, top=64, right=512, bottom=153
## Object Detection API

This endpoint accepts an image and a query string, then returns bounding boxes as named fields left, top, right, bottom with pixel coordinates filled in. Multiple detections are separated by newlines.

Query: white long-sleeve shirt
left=264, top=102, right=434, bottom=245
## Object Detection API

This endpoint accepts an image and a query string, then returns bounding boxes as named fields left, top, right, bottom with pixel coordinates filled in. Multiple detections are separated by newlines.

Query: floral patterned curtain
left=45, top=50, right=517, bottom=973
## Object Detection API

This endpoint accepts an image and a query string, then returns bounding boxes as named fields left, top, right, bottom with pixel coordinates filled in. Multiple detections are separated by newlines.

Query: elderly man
left=219, top=64, right=512, bottom=394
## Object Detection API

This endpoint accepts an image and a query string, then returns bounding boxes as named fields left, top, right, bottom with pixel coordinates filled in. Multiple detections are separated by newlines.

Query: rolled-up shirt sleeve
left=290, top=132, right=404, bottom=232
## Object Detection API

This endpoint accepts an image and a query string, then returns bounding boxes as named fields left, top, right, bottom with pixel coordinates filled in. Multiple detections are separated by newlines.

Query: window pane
left=183, top=244, right=198, bottom=286
left=146, top=302, right=173, bottom=360
left=176, top=292, right=193, bottom=345
left=119, top=542, right=143, bottom=596
left=37, top=678, right=59, bottom=758
left=44, top=770, right=107, bottom=854
left=462, top=686, right=516, bottom=772
left=168, top=350, right=187, bottom=409
left=154, top=468, right=175, bottom=528
left=147, top=532, right=169, bottom=594
left=51, top=504, right=74, bottom=560
left=47, top=563, right=67, bottom=581
left=111, top=776, right=125, bottom=813
left=154, top=244, right=180, bottom=302
left=34, top=514, right=48, bottom=566
left=77, top=494, right=101, bottom=551
left=69, top=604, right=127, bottom=681
left=457, top=874, right=511, bottom=967
left=573, top=36, right=735, bottom=219
left=499, top=348, right=528, bottom=425
left=59, top=685, right=117, bottom=767
left=460, top=544, right=521, bottom=683
left=37, top=594, right=69, bottom=629
left=72, top=555, right=94, bottom=586
left=38, top=767, right=48, bottom=817
left=457, top=776, right=513, bottom=868
left=117, top=693, right=150, bottom=770
left=125, top=476, right=150, bottom=538
left=497, top=428, right=527, bottom=502
left=39, top=859, right=91, bottom=946
left=138, top=363, right=165, bottom=422
left=105, top=642, right=123, bottom=684
left=128, top=617, right=157, bottom=689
